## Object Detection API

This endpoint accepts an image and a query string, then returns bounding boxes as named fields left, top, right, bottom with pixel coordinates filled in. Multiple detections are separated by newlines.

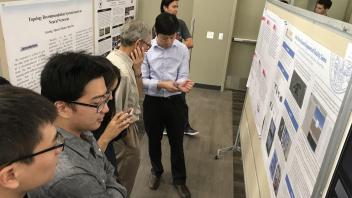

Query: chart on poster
left=94, top=0, right=137, bottom=56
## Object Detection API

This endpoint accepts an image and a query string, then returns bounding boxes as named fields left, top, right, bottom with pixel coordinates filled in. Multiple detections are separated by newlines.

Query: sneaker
left=184, top=127, right=199, bottom=136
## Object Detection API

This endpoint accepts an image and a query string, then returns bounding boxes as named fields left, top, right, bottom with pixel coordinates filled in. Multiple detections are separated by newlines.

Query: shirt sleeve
left=179, top=20, right=191, bottom=40
left=176, top=46, right=190, bottom=84
left=47, top=174, right=127, bottom=198
left=142, top=54, right=159, bottom=93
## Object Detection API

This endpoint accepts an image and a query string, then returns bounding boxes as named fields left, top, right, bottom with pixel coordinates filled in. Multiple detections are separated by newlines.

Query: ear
left=54, top=101, right=72, bottom=119
left=0, top=165, right=20, bottom=189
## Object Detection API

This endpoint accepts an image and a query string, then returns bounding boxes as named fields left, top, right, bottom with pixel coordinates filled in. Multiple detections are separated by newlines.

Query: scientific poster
left=94, top=0, right=136, bottom=56
left=0, top=0, right=93, bottom=92
left=248, top=9, right=287, bottom=135
left=248, top=10, right=352, bottom=198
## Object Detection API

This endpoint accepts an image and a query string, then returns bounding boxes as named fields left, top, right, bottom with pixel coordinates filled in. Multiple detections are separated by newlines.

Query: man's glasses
left=0, top=132, right=65, bottom=168
left=67, top=92, right=111, bottom=113
left=141, top=39, right=152, bottom=50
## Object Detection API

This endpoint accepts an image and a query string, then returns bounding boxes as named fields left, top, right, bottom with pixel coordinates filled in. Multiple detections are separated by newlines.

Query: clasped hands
left=158, top=79, right=194, bottom=93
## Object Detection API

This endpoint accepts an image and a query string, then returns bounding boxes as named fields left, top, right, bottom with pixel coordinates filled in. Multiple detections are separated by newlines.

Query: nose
left=101, top=102, right=110, bottom=114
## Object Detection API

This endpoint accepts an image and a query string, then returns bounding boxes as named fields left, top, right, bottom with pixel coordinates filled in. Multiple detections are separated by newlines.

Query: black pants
left=143, top=94, right=186, bottom=184
left=181, top=92, right=191, bottom=129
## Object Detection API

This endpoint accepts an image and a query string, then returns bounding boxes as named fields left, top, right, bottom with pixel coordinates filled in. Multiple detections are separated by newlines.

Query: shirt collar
left=152, top=38, right=177, bottom=49
left=115, top=49, right=133, bottom=65
left=57, top=128, right=103, bottom=159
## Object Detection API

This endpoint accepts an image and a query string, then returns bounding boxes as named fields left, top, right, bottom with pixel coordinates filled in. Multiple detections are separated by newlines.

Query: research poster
left=94, top=0, right=136, bottom=56
left=248, top=9, right=287, bottom=136
left=247, top=9, right=352, bottom=198
left=0, top=0, right=93, bottom=92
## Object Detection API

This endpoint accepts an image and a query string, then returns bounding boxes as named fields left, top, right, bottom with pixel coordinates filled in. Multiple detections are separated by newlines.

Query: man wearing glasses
left=106, top=20, right=151, bottom=195
left=29, top=52, right=128, bottom=198
left=0, top=86, right=63, bottom=198
left=142, top=13, right=194, bottom=198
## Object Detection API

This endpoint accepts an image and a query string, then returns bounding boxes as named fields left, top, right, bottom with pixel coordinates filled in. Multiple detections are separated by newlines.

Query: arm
left=180, top=20, right=193, bottom=49
left=142, top=53, right=159, bottom=93
left=97, top=75, right=131, bottom=151
left=97, top=112, right=131, bottom=152
left=48, top=174, right=127, bottom=198
left=184, top=38, right=193, bottom=49
left=176, top=47, right=194, bottom=92
left=131, top=47, right=144, bottom=95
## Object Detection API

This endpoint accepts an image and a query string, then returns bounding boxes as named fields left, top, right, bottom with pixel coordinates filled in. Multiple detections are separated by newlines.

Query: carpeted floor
left=232, top=90, right=246, bottom=198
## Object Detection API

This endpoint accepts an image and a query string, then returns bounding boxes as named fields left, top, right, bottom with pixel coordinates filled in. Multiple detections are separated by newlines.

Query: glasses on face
left=140, top=39, right=152, bottom=50
left=0, top=132, right=65, bottom=168
left=68, top=92, right=111, bottom=113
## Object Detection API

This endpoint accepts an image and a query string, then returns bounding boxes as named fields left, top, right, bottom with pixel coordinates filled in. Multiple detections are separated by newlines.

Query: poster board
left=0, top=0, right=94, bottom=91
left=0, top=0, right=138, bottom=88
left=94, top=0, right=137, bottom=56
left=241, top=0, right=352, bottom=197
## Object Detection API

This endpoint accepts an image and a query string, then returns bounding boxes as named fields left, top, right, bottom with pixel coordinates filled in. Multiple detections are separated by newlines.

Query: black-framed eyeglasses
left=141, top=39, right=152, bottom=50
left=0, top=132, right=65, bottom=168
left=67, top=92, right=111, bottom=113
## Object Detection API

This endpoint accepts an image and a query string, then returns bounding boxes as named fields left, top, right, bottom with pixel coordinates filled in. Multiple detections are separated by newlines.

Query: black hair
left=0, top=86, right=57, bottom=166
left=0, top=76, right=10, bottom=85
left=317, top=0, right=332, bottom=9
left=40, top=51, right=112, bottom=102
left=154, top=12, right=179, bottom=35
left=160, top=0, right=178, bottom=13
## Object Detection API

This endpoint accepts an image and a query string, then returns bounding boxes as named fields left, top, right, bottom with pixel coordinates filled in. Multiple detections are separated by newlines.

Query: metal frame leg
left=214, top=127, right=241, bottom=160
left=215, top=92, right=247, bottom=160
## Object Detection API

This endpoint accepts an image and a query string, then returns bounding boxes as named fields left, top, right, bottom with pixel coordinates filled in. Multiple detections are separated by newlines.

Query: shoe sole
left=163, top=132, right=200, bottom=136
left=184, top=131, right=199, bottom=136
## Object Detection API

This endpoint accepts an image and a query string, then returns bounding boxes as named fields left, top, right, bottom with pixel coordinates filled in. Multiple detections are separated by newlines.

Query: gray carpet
left=232, top=90, right=246, bottom=198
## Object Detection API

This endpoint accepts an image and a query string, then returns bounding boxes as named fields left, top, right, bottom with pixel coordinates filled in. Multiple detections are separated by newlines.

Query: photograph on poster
left=105, top=27, right=110, bottom=34
left=302, top=94, right=326, bottom=152
left=289, top=70, right=306, bottom=108
left=125, top=6, right=134, bottom=15
left=285, top=175, right=295, bottom=198
left=125, top=16, right=134, bottom=22
left=273, top=164, right=282, bottom=196
left=274, top=83, right=284, bottom=103
left=270, top=151, right=278, bottom=179
left=278, top=117, right=291, bottom=160
left=112, top=35, right=120, bottom=49
left=99, top=28, right=105, bottom=36
left=266, top=119, right=277, bottom=155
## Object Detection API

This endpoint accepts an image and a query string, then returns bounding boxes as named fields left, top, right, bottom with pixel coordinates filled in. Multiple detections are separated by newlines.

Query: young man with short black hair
left=142, top=12, right=194, bottom=198
left=0, top=86, right=62, bottom=198
left=29, top=52, right=128, bottom=198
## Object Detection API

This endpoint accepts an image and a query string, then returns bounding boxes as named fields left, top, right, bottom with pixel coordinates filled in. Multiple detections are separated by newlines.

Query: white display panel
left=0, top=0, right=93, bottom=92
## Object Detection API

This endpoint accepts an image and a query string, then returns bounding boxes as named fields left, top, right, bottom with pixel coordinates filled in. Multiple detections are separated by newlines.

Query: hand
left=101, top=111, right=132, bottom=142
left=131, top=46, right=144, bottom=74
left=177, top=79, right=194, bottom=93
left=158, top=81, right=179, bottom=92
